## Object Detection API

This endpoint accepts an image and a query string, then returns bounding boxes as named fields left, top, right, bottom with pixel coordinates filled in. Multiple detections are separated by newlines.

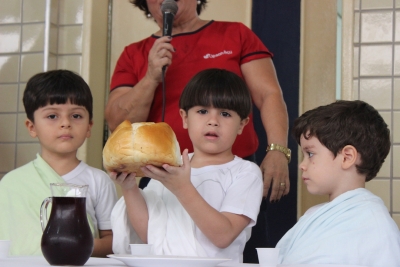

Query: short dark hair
left=23, top=70, right=93, bottom=122
left=293, top=100, right=390, bottom=181
left=179, top=68, right=252, bottom=120
left=129, top=0, right=208, bottom=17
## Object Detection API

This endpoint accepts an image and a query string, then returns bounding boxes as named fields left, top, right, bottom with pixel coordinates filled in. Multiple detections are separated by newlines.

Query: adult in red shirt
left=105, top=0, right=290, bottom=262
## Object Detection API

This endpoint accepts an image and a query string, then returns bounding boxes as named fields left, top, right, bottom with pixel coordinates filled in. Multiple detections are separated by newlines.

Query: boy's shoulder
left=192, top=156, right=262, bottom=181
left=309, top=188, right=390, bottom=221
left=63, top=161, right=114, bottom=187
left=1, top=160, right=35, bottom=183
left=232, top=156, right=262, bottom=173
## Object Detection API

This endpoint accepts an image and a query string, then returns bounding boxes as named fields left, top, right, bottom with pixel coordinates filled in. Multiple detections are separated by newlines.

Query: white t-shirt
left=145, top=154, right=263, bottom=262
left=62, top=161, right=117, bottom=236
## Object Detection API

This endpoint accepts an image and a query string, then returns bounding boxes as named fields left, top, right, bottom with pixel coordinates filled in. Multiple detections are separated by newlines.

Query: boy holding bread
left=110, top=68, right=263, bottom=263
left=0, top=70, right=117, bottom=257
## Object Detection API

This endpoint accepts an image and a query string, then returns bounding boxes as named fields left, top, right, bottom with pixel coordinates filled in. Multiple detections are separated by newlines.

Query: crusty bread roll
left=103, top=120, right=182, bottom=177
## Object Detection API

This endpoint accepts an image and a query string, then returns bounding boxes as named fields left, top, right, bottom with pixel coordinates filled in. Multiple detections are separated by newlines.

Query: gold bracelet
left=266, top=143, right=291, bottom=163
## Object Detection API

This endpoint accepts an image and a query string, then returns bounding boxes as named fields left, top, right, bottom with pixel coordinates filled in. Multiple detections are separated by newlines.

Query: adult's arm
left=241, top=57, right=290, bottom=201
left=105, top=36, right=175, bottom=132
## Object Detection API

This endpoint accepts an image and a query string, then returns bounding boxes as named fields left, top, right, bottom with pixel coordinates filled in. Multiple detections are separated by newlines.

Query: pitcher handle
left=40, top=197, right=52, bottom=231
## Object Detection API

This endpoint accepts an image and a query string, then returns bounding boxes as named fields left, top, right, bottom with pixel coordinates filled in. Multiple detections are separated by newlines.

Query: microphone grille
left=161, top=0, right=178, bottom=15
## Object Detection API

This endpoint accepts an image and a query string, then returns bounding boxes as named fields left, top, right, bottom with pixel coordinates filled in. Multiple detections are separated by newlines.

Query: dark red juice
left=41, top=197, right=93, bottom=266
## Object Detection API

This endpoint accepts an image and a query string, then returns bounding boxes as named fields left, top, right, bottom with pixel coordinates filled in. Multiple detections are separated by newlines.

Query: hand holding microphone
left=145, top=0, right=178, bottom=82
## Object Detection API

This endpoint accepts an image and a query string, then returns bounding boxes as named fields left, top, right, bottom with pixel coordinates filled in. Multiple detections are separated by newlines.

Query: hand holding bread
left=103, top=120, right=182, bottom=177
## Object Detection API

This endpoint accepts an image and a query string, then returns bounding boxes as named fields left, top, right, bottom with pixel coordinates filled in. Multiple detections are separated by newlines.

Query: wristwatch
left=266, top=143, right=291, bottom=163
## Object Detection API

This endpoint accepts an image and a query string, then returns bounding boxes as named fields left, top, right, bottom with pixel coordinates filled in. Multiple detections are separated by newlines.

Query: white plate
left=107, top=254, right=231, bottom=267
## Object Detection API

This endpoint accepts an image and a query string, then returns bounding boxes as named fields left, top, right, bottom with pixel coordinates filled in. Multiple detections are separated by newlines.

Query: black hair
left=129, top=0, right=208, bottom=17
left=179, top=68, right=252, bottom=120
left=23, top=69, right=93, bottom=122
left=293, top=100, right=390, bottom=181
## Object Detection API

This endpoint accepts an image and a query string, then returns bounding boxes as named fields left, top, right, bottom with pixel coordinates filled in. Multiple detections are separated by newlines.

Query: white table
left=0, top=256, right=367, bottom=267
left=0, top=256, right=125, bottom=266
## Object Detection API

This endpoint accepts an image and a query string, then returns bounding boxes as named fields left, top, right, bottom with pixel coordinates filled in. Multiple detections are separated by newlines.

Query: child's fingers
left=181, top=149, right=190, bottom=167
left=109, top=171, right=120, bottom=181
left=163, top=149, right=189, bottom=174
left=141, top=166, right=162, bottom=179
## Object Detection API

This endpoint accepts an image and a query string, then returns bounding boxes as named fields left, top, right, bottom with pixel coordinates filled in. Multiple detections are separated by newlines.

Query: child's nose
left=207, top=115, right=219, bottom=126
left=60, top=118, right=71, bottom=128
left=299, top=160, right=306, bottom=171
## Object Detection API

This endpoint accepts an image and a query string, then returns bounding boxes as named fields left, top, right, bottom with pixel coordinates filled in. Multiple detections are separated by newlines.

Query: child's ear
left=86, top=120, right=93, bottom=138
left=179, top=109, right=188, bottom=129
left=237, top=117, right=250, bottom=135
left=25, top=119, right=37, bottom=138
left=341, top=145, right=359, bottom=169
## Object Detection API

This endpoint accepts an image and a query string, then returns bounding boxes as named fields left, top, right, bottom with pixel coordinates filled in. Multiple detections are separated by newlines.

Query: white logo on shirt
left=203, top=50, right=233, bottom=59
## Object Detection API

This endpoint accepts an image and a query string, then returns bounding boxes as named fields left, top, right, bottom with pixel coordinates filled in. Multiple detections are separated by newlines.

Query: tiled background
left=352, top=0, right=400, bottom=227
left=0, top=0, right=83, bottom=177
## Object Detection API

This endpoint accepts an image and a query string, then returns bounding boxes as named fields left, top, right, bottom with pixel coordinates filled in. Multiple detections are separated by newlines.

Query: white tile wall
left=360, top=45, right=392, bottom=76
left=395, top=12, right=400, bottom=41
left=22, top=0, right=46, bottom=23
left=0, top=114, right=17, bottom=142
left=20, top=53, right=44, bottom=81
left=0, top=0, right=84, bottom=179
left=0, top=144, right=16, bottom=172
left=359, top=78, right=391, bottom=109
left=0, top=25, right=21, bottom=53
left=353, top=0, right=400, bottom=227
left=393, top=146, right=400, bottom=177
left=394, top=112, right=400, bottom=143
left=0, top=55, right=19, bottom=82
left=58, top=0, right=83, bottom=24
left=0, top=0, right=21, bottom=24
left=362, top=0, right=393, bottom=9
left=22, top=24, right=45, bottom=52
left=58, top=25, right=83, bottom=54
left=361, top=11, right=392, bottom=43
left=0, top=84, right=18, bottom=112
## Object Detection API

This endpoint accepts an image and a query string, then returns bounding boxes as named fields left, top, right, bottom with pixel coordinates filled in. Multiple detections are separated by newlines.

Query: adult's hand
left=260, top=151, right=289, bottom=201
left=146, top=36, right=175, bottom=82
left=105, top=36, right=175, bottom=132
left=241, top=58, right=290, bottom=202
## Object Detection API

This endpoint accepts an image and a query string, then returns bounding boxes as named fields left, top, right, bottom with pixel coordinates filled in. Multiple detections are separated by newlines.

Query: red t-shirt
left=110, top=21, right=272, bottom=158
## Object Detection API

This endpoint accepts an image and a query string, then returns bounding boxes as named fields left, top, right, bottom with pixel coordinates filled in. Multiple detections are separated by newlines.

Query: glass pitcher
left=40, top=183, right=93, bottom=266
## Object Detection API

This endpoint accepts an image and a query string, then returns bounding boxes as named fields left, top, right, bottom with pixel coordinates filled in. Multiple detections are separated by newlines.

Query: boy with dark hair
left=0, top=70, right=117, bottom=257
left=276, top=100, right=400, bottom=266
left=111, top=69, right=263, bottom=263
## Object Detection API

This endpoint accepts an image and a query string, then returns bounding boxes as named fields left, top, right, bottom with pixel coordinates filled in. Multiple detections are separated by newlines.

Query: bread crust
left=103, top=120, right=182, bottom=177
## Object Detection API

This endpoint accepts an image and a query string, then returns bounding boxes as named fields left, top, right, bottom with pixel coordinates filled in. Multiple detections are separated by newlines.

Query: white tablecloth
left=0, top=256, right=125, bottom=266
left=0, top=256, right=367, bottom=267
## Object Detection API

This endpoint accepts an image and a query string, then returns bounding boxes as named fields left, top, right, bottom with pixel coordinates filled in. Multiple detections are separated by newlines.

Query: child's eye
left=47, top=114, right=57, bottom=119
left=72, top=114, right=83, bottom=119
left=307, top=152, right=314, bottom=158
left=197, top=109, right=207, bottom=114
left=221, top=111, right=231, bottom=117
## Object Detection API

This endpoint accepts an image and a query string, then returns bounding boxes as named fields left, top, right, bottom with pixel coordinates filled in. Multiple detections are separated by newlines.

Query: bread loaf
left=103, top=120, right=182, bottom=177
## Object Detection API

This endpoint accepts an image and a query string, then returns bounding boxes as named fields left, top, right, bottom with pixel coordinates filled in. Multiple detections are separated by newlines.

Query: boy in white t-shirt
left=111, top=68, right=263, bottom=262
left=0, top=70, right=117, bottom=257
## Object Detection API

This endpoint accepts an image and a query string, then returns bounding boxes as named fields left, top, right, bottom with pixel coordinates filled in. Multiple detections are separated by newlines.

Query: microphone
left=160, top=0, right=178, bottom=122
left=161, top=0, right=178, bottom=36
